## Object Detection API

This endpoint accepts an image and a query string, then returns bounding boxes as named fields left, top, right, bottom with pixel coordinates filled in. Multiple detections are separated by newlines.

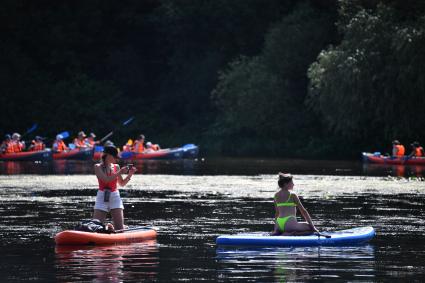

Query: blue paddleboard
left=216, top=226, right=375, bottom=247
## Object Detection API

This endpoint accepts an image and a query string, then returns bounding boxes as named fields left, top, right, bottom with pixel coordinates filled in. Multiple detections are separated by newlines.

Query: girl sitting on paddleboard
left=93, top=146, right=137, bottom=230
left=271, top=173, right=319, bottom=236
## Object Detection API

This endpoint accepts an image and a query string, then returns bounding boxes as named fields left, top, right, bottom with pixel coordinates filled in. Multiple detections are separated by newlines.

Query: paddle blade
left=94, top=145, right=104, bottom=152
left=120, top=151, right=133, bottom=159
left=68, top=143, right=76, bottom=150
left=26, top=123, right=38, bottom=135
left=127, top=139, right=133, bottom=146
left=58, top=131, right=70, bottom=139
left=122, top=117, right=134, bottom=126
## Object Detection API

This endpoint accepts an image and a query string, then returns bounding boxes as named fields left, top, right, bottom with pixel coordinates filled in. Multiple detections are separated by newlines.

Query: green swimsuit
left=275, top=193, right=297, bottom=232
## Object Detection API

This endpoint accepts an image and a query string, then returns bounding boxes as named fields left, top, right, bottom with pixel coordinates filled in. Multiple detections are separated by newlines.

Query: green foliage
left=308, top=3, right=425, bottom=147
left=1, top=0, right=425, bottom=158
left=210, top=3, right=337, bottom=156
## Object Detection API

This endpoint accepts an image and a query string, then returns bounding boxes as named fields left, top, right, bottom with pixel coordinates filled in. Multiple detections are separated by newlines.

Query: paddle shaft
left=20, top=123, right=38, bottom=139
left=114, top=226, right=153, bottom=233
left=99, top=117, right=135, bottom=143
left=315, top=232, right=331, bottom=238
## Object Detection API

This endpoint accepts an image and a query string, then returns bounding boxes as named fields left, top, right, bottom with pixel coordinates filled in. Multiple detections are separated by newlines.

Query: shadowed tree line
left=1, top=0, right=424, bottom=158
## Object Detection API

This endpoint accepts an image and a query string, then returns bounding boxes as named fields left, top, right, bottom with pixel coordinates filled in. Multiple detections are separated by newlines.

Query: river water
left=0, top=158, right=424, bottom=282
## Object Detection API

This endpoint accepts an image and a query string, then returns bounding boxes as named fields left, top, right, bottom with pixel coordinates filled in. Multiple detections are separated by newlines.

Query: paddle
left=20, top=123, right=38, bottom=139
left=315, top=232, right=331, bottom=238
left=58, top=131, right=70, bottom=139
left=114, top=226, right=154, bottom=233
left=99, top=116, right=135, bottom=143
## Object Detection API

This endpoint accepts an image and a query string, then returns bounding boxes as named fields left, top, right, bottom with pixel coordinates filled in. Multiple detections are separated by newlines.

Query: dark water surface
left=0, top=158, right=425, bottom=282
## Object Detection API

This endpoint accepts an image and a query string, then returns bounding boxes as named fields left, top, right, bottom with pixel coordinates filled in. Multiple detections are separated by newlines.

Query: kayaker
left=104, top=140, right=115, bottom=147
left=28, top=136, right=46, bottom=151
left=392, top=140, right=405, bottom=157
left=74, top=131, right=89, bottom=149
left=53, top=134, right=68, bottom=152
left=144, top=141, right=161, bottom=153
left=85, top=133, right=100, bottom=148
left=122, top=139, right=133, bottom=152
left=93, top=145, right=137, bottom=230
left=271, top=173, right=319, bottom=236
left=133, top=134, right=145, bottom=153
left=11, top=133, right=25, bottom=153
left=0, top=134, right=14, bottom=154
left=409, top=141, right=424, bottom=157
left=146, top=141, right=160, bottom=151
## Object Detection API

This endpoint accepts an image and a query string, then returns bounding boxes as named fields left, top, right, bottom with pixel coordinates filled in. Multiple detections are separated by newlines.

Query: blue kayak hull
left=216, top=227, right=375, bottom=247
left=182, top=144, right=199, bottom=158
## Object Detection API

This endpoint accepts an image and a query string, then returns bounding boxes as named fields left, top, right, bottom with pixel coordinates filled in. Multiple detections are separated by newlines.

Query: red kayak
left=362, top=152, right=425, bottom=165
left=0, top=150, right=52, bottom=161
left=55, top=227, right=157, bottom=245
left=53, top=148, right=94, bottom=160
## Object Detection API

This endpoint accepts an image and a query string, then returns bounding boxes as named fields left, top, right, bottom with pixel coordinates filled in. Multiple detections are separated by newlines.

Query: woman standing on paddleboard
left=272, top=173, right=319, bottom=236
left=93, top=146, right=137, bottom=230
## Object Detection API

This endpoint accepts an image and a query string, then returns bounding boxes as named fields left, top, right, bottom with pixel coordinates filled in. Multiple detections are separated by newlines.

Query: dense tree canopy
left=1, top=0, right=424, bottom=158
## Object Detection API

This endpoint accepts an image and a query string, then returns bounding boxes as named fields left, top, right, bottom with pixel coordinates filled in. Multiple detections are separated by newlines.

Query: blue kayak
left=182, top=144, right=199, bottom=158
left=216, top=227, right=375, bottom=247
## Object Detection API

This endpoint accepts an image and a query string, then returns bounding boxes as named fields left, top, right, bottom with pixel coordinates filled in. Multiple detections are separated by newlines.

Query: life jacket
left=415, top=146, right=424, bottom=157
left=133, top=141, right=144, bottom=153
left=86, top=138, right=96, bottom=147
left=3, top=141, right=14, bottom=153
left=54, top=140, right=68, bottom=152
left=97, top=164, right=118, bottom=192
left=30, top=140, right=45, bottom=151
left=74, top=138, right=87, bottom=148
left=395, top=145, right=405, bottom=156
left=151, top=144, right=160, bottom=151
left=12, top=141, right=24, bottom=153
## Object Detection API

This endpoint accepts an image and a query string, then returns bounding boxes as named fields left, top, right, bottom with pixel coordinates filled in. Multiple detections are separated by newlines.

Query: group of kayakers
left=122, top=134, right=160, bottom=153
left=0, top=131, right=161, bottom=155
left=52, top=131, right=99, bottom=152
left=392, top=140, right=424, bottom=157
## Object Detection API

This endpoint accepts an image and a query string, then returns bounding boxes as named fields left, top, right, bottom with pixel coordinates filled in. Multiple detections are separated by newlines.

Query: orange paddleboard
left=55, top=227, right=157, bottom=245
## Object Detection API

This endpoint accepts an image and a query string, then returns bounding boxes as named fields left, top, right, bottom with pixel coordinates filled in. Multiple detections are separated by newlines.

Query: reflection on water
left=363, top=163, right=425, bottom=178
left=1, top=158, right=425, bottom=177
left=0, top=159, right=199, bottom=175
left=216, top=245, right=375, bottom=282
left=55, top=241, right=159, bottom=282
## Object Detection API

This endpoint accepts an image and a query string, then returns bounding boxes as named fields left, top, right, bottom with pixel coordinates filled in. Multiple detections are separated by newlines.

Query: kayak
left=0, top=149, right=52, bottom=161
left=92, top=145, right=103, bottom=161
left=53, top=148, right=94, bottom=160
left=362, top=152, right=425, bottom=165
left=182, top=144, right=199, bottom=158
left=55, top=227, right=157, bottom=245
left=216, top=226, right=375, bottom=247
left=120, top=148, right=184, bottom=160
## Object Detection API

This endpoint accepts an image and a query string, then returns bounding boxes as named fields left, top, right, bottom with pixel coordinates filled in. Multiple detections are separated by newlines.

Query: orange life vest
left=30, top=141, right=45, bottom=151
left=133, top=141, right=144, bottom=153
left=2, top=141, right=14, bottom=153
left=54, top=140, right=68, bottom=152
left=12, top=141, right=24, bottom=153
left=415, top=146, right=424, bottom=157
left=395, top=145, right=405, bottom=156
left=74, top=138, right=87, bottom=148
